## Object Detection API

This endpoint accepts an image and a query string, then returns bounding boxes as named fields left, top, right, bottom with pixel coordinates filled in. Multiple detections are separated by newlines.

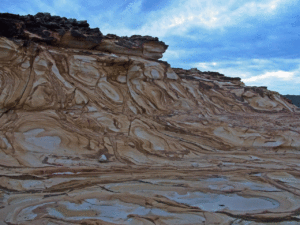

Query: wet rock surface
left=1, top=13, right=300, bottom=224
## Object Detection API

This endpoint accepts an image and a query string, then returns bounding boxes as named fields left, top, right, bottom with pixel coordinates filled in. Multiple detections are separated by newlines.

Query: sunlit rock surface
left=1, top=12, right=300, bottom=224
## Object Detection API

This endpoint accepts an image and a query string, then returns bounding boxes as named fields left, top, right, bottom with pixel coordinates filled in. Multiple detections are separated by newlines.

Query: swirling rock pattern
left=0, top=12, right=300, bottom=224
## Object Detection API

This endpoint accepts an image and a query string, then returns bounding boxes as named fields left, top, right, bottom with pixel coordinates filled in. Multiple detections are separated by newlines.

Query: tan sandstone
left=0, top=13, right=300, bottom=224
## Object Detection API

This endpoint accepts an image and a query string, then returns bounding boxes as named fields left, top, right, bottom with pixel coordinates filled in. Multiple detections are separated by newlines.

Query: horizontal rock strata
left=0, top=12, right=300, bottom=224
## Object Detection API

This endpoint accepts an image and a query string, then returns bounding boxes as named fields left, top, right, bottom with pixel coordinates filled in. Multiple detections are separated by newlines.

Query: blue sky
left=1, top=0, right=299, bottom=94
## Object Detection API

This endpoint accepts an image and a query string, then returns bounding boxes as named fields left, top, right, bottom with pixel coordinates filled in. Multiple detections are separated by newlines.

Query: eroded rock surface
left=0, top=12, right=300, bottom=224
left=0, top=12, right=167, bottom=60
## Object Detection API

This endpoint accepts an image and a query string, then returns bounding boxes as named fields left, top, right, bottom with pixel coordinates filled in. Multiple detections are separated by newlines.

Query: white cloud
left=195, top=62, right=218, bottom=70
left=125, top=0, right=292, bottom=38
left=189, top=58, right=300, bottom=94
left=242, top=69, right=300, bottom=94
left=121, top=0, right=142, bottom=15
left=242, top=70, right=295, bottom=82
left=193, top=58, right=300, bottom=71
left=87, top=0, right=294, bottom=37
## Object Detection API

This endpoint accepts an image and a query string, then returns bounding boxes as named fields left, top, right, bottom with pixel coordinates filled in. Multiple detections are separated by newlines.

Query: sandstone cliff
left=0, top=12, right=300, bottom=224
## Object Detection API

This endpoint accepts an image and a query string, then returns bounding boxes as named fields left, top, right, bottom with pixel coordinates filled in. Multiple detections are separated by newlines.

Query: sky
left=1, top=0, right=299, bottom=94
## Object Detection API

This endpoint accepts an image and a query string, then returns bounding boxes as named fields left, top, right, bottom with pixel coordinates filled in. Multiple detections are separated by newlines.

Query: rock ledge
left=0, top=12, right=168, bottom=59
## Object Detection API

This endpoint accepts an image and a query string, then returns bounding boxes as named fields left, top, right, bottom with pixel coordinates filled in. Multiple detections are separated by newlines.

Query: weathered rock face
left=0, top=12, right=168, bottom=59
left=1, top=13, right=300, bottom=224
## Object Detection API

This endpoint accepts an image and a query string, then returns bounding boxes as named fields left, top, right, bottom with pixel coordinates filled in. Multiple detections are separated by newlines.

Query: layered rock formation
left=0, top=12, right=300, bottom=224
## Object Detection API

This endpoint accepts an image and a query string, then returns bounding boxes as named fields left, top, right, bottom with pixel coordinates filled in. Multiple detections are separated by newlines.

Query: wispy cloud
left=242, top=68, right=300, bottom=94
left=123, top=0, right=293, bottom=37
left=191, top=58, right=300, bottom=94
left=243, top=71, right=295, bottom=82
left=85, top=0, right=296, bottom=37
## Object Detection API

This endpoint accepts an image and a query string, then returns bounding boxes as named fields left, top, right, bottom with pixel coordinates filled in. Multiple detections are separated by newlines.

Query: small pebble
left=99, top=154, right=107, bottom=162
